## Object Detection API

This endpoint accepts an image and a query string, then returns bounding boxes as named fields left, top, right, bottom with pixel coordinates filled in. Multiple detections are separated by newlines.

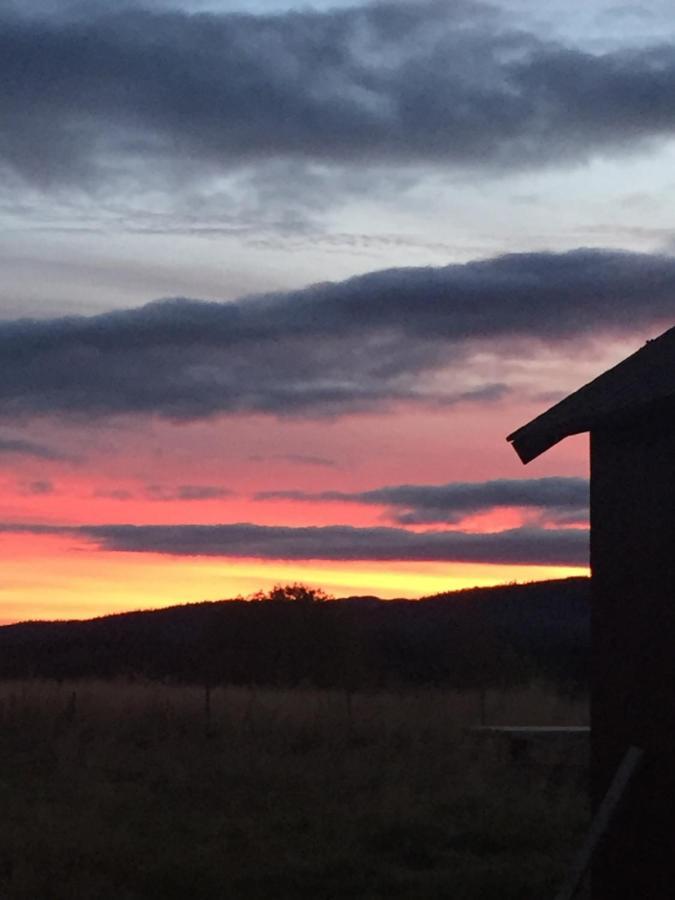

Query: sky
left=2, top=0, right=675, bottom=620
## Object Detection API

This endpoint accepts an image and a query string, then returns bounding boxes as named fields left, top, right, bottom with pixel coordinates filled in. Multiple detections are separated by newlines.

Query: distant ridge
left=4, top=576, right=589, bottom=628
left=0, top=578, right=590, bottom=690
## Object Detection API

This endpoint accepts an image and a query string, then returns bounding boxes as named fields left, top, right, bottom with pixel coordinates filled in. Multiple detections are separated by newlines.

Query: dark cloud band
left=0, top=520, right=589, bottom=566
left=3, top=1, right=675, bottom=190
left=0, top=248, right=672, bottom=421
left=257, top=476, right=590, bottom=524
left=0, top=436, right=73, bottom=461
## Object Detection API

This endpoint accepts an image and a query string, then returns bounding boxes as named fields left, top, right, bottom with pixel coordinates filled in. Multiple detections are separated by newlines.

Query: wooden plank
left=554, top=745, right=643, bottom=900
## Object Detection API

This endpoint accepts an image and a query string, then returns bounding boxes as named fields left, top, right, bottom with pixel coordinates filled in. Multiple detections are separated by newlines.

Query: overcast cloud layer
left=0, top=248, right=673, bottom=421
left=4, top=0, right=675, bottom=198
left=0, top=521, right=589, bottom=565
left=258, top=476, right=590, bottom=524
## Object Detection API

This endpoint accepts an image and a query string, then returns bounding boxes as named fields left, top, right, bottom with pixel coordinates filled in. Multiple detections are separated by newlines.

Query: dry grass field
left=0, top=680, right=588, bottom=899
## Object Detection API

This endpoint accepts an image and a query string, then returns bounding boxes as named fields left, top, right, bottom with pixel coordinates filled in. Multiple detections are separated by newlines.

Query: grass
left=0, top=680, right=589, bottom=899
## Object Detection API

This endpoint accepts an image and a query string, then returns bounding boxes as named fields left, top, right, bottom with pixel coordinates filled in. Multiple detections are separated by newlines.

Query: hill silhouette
left=0, top=578, right=589, bottom=691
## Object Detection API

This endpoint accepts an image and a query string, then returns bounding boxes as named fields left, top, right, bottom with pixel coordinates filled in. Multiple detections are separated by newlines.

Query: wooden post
left=555, top=746, right=643, bottom=900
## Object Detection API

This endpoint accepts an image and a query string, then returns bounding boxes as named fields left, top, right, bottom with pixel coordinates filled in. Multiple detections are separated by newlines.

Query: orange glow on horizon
left=0, top=403, right=591, bottom=625
left=0, top=533, right=588, bottom=624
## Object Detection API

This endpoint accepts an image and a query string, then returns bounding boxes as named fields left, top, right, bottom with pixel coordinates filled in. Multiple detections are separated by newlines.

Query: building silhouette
left=508, top=325, right=675, bottom=900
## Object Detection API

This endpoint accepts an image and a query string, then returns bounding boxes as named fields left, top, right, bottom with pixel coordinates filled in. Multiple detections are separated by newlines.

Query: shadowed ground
left=0, top=681, right=588, bottom=900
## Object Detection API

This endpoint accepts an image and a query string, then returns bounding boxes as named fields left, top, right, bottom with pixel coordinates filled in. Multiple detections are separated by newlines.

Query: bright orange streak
left=0, top=533, right=588, bottom=624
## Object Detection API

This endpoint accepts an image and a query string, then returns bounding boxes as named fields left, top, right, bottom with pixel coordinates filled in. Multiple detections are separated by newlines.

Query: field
left=0, top=680, right=589, bottom=899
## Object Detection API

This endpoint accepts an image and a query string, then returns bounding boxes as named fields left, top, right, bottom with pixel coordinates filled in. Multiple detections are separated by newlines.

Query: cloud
left=257, top=476, right=590, bottom=524
left=0, top=435, right=74, bottom=461
left=248, top=454, right=339, bottom=468
left=0, top=520, right=589, bottom=565
left=145, top=484, right=233, bottom=501
left=0, top=248, right=673, bottom=421
left=20, top=479, right=54, bottom=495
left=3, top=0, right=675, bottom=200
left=94, top=484, right=233, bottom=501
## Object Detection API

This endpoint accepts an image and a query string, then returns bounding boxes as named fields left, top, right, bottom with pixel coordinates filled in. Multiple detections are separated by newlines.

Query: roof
left=507, top=325, right=675, bottom=464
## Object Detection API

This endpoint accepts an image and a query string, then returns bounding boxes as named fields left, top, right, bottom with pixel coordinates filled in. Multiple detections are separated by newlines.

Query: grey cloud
left=3, top=0, right=675, bottom=196
left=94, top=484, right=233, bottom=500
left=547, top=509, right=590, bottom=527
left=281, top=455, right=337, bottom=468
left=0, top=435, right=73, bottom=461
left=601, top=4, right=658, bottom=22
left=0, top=248, right=673, bottom=421
left=0, top=520, right=589, bottom=565
left=248, top=454, right=339, bottom=468
left=146, top=484, right=233, bottom=501
left=20, top=479, right=54, bottom=495
left=258, top=477, right=590, bottom=524
left=433, top=384, right=511, bottom=408
left=0, top=522, right=62, bottom=535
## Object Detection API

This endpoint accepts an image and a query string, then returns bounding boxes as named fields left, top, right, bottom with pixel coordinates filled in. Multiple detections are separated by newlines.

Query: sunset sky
left=2, top=0, right=675, bottom=620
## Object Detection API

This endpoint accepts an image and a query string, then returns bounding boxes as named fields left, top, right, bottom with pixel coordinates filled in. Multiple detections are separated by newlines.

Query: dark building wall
left=591, top=422, right=675, bottom=899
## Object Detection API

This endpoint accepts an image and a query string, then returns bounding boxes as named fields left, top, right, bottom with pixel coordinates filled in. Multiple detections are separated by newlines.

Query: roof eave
left=507, top=405, right=595, bottom=463
left=507, top=426, right=574, bottom=465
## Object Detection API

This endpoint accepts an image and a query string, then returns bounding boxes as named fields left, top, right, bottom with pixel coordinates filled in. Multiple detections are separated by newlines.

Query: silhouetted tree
left=249, top=583, right=334, bottom=604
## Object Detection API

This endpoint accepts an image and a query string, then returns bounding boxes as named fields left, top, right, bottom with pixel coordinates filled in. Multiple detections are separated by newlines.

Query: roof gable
left=507, top=325, right=675, bottom=464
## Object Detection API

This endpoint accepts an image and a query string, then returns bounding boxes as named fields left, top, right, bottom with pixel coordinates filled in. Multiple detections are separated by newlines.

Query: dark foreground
left=0, top=681, right=588, bottom=900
